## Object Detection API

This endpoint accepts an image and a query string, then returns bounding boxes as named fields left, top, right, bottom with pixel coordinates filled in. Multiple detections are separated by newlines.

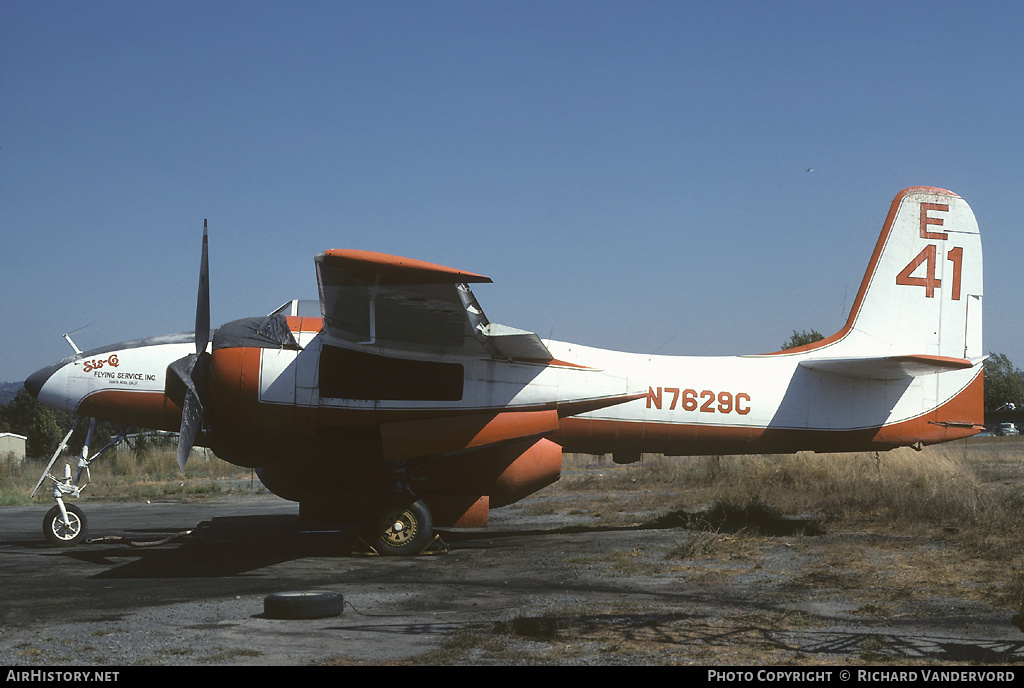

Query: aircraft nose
left=25, top=364, right=53, bottom=399
left=24, top=358, right=69, bottom=400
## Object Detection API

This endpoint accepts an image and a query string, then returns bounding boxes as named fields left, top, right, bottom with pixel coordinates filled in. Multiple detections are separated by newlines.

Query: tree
left=984, top=353, right=1024, bottom=411
left=0, top=389, right=127, bottom=459
left=780, top=329, right=824, bottom=351
left=0, top=390, right=69, bottom=458
left=28, top=406, right=63, bottom=458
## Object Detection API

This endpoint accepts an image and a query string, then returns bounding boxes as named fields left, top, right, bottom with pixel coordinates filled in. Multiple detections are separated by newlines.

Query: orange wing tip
left=317, top=249, right=492, bottom=284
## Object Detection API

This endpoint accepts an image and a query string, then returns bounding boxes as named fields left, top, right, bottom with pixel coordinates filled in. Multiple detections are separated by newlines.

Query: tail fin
left=784, top=187, right=982, bottom=363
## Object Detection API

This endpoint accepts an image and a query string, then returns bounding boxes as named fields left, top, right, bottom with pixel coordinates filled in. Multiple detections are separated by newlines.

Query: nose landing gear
left=31, top=418, right=130, bottom=548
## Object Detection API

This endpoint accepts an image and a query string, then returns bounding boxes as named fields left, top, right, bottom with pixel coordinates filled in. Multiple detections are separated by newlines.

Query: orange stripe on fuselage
left=284, top=315, right=323, bottom=334
left=76, top=390, right=183, bottom=431
left=556, top=367, right=983, bottom=455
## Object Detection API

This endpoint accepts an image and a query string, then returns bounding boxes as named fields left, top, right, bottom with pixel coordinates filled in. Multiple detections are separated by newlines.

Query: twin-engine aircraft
left=26, top=187, right=984, bottom=554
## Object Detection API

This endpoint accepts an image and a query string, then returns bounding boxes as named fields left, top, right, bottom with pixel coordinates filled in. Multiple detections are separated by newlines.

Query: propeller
left=168, top=221, right=211, bottom=472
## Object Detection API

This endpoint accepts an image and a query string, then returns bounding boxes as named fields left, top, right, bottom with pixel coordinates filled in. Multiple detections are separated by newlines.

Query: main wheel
left=43, top=504, right=88, bottom=547
left=370, top=498, right=433, bottom=556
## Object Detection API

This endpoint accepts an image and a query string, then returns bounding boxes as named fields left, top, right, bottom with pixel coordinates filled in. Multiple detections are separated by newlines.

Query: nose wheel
left=43, top=503, right=88, bottom=547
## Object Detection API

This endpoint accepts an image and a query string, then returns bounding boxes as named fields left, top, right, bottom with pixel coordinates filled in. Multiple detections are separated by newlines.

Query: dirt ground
left=2, top=441, right=1024, bottom=666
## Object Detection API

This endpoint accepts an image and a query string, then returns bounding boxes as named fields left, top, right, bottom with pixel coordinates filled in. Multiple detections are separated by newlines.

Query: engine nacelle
left=255, top=464, right=304, bottom=502
left=420, top=436, right=563, bottom=508
left=487, top=437, right=563, bottom=507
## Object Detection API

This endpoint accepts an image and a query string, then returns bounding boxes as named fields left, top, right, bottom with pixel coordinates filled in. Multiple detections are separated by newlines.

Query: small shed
left=0, top=433, right=27, bottom=464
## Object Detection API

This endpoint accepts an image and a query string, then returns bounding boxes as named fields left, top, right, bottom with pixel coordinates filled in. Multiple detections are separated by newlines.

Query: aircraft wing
left=798, top=354, right=980, bottom=381
left=315, top=249, right=552, bottom=361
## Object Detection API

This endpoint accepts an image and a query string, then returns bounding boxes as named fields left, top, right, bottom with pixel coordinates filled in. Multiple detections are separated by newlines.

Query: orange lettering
left=946, top=246, right=963, bottom=300
left=896, top=245, right=941, bottom=298
left=647, top=387, right=662, bottom=409
left=920, top=202, right=949, bottom=240
left=647, top=386, right=751, bottom=415
left=700, top=390, right=715, bottom=413
left=682, top=389, right=698, bottom=411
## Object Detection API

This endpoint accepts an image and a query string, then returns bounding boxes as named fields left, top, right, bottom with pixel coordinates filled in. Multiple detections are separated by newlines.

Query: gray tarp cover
left=212, top=314, right=302, bottom=351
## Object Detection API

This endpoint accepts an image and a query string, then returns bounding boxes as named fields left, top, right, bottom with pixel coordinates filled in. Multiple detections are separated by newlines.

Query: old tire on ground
left=43, top=504, right=88, bottom=547
left=371, top=498, right=433, bottom=556
left=264, top=590, right=344, bottom=619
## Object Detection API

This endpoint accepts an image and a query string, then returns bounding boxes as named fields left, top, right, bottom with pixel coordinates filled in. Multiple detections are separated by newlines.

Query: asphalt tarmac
left=1, top=494, right=473, bottom=666
left=3, top=489, right=1024, bottom=666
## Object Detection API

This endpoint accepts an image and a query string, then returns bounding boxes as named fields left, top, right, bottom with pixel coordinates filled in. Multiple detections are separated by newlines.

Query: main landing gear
left=353, top=458, right=444, bottom=556
left=368, top=498, right=435, bottom=556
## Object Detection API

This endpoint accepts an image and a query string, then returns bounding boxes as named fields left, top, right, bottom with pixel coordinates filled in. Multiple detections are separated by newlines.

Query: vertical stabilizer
left=783, top=187, right=982, bottom=361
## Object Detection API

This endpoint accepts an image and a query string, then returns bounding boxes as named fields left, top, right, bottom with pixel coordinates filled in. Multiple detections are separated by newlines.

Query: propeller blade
left=177, top=382, right=204, bottom=472
left=194, top=220, right=210, bottom=355
left=171, top=221, right=212, bottom=473
left=168, top=353, right=207, bottom=472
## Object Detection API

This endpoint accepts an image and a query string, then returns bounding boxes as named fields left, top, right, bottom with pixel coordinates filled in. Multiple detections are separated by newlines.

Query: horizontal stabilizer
left=799, top=354, right=979, bottom=380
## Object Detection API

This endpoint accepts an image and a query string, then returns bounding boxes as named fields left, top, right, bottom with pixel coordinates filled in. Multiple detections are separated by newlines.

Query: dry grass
left=0, top=447, right=258, bottom=505
left=558, top=438, right=1024, bottom=540
left=550, top=437, right=1024, bottom=600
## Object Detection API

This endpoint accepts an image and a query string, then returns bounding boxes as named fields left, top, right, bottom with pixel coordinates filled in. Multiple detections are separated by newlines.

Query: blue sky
left=2, top=1, right=1021, bottom=384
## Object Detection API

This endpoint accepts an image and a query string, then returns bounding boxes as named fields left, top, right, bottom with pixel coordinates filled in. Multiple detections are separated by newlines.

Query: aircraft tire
left=264, top=590, right=344, bottom=619
left=370, top=498, right=433, bottom=556
left=43, top=504, right=88, bottom=547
